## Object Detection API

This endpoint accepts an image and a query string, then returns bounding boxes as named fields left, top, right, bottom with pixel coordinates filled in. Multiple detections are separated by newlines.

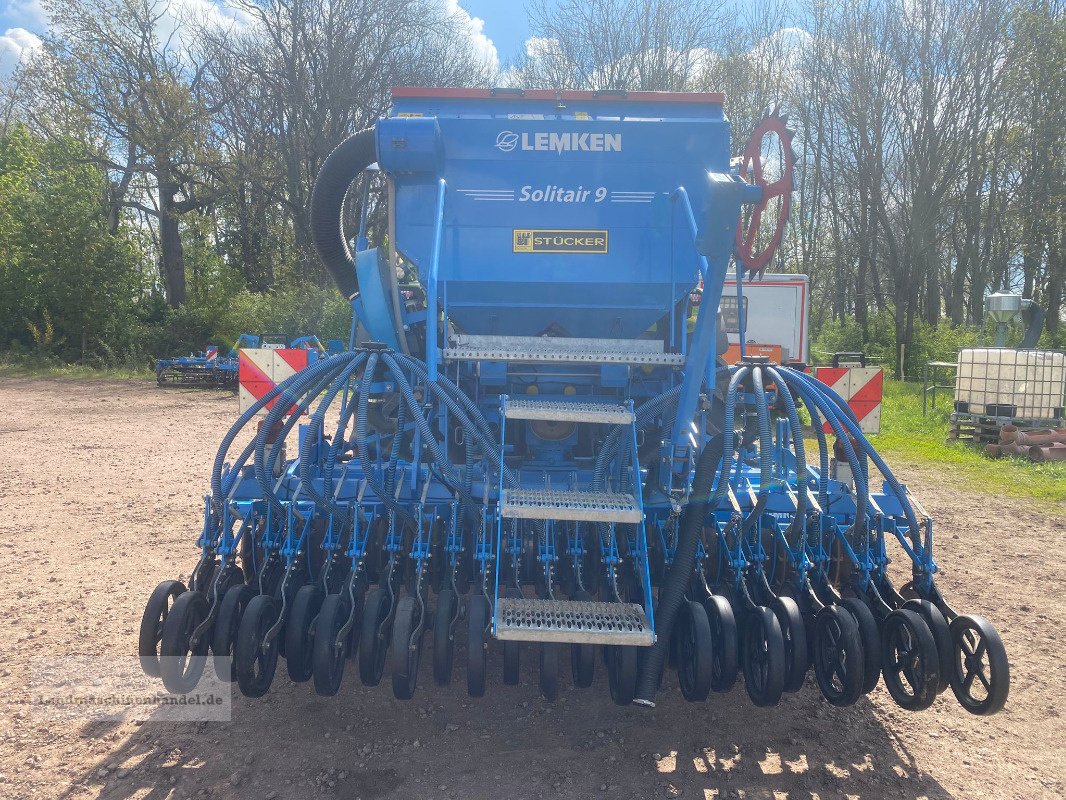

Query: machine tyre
left=742, top=606, right=785, bottom=707
left=948, top=614, right=1009, bottom=716
left=311, top=593, right=351, bottom=697
left=390, top=596, right=423, bottom=700
left=840, top=597, right=882, bottom=694
left=285, top=584, right=323, bottom=683
left=159, top=590, right=210, bottom=693
left=812, top=605, right=864, bottom=707
left=358, top=587, right=390, bottom=687
left=570, top=591, right=595, bottom=688
left=212, top=584, right=254, bottom=682
left=881, top=609, right=940, bottom=711
left=704, top=594, right=739, bottom=693
left=539, top=643, right=560, bottom=701
left=606, top=645, right=639, bottom=706
left=433, top=589, right=458, bottom=686
left=771, top=596, right=808, bottom=693
left=676, top=600, right=713, bottom=702
left=139, top=580, right=185, bottom=677
left=466, top=594, right=489, bottom=698
left=234, top=594, right=281, bottom=698
left=902, top=599, right=953, bottom=694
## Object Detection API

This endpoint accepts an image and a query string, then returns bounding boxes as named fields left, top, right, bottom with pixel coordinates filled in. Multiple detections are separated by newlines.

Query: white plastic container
left=955, top=348, right=1066, bottom=419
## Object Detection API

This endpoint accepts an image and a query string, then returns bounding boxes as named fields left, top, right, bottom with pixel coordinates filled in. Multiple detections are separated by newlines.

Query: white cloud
left=445, top=0, right=498, bottom=72
left=0, top=26, right=42, bottom=74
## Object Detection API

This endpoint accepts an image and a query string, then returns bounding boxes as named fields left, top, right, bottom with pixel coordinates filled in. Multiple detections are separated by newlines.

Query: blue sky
left=462, top=0, right=547, bottom=64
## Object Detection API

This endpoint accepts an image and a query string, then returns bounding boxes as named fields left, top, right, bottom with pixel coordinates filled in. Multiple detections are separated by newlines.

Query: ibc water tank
left=955, top=348, right=1066, bottom=419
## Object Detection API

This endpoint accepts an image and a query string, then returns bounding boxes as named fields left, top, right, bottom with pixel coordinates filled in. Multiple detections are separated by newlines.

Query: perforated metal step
left=495, top=597, right=653, bottom=645
left=500, top=489, right=642, bottom=523
left=443, top=334, right=683, bottom=366
left=504, top=398, right=634, bottom=424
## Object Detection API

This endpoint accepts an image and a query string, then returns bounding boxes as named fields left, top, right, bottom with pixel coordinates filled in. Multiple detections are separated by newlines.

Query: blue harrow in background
left=140, top=88, right=1008, bottom=716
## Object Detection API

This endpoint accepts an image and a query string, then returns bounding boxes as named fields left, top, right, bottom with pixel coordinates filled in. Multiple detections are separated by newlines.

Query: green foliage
left=812, top=309, right=985, bottom=377
left=0, top=125, right=148, bottom=367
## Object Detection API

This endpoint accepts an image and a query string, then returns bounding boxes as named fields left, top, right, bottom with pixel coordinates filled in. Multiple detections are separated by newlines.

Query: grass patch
left=0, top=358, right=151, bottom=381
left=867, top=379, right=1066, bottom=504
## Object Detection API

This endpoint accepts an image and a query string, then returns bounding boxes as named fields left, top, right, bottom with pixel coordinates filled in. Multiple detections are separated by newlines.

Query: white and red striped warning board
left=238, top=348, right=310, bottom=414
left=813, top=366, right=884, bottom=434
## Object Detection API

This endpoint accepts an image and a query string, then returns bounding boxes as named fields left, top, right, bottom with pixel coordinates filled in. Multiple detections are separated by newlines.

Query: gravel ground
left=0, top=377, right=1063, bottom=800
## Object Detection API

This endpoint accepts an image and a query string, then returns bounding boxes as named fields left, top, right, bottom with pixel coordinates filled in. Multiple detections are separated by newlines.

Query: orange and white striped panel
left=238, top=349, right=310, bottom=415
left=813, top=367, right=884, bottom=435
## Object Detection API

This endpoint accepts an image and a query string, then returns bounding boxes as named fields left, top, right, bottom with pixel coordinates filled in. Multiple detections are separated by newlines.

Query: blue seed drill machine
left=140, top=88, right=1008, bottom=715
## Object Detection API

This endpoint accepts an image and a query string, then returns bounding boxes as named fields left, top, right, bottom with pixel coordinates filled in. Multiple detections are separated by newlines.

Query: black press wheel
left=358, top=587, right=391, bottom=687
left=433, top=588, right=458, bottom=686
left=285, top=584, right=324, bottom=683
left=881, top=608, right=940, bottom=711
left=812, top=604, right=864, bottom=707
left=539, top=643, right=560, bottom=701
left=570, top=590, right=596, bottom=688
left=212, top=583, right=254, bottom=682
left=704, top=594, right=739, bottom=693
left=311, top=592, right=353, bottom=697
left=902, top=598, right=953, bottom=694
left=948, top=614, right=1009, bottom=716
left=159, top=590, right=210, bottom=693
left=606, top=645, right=639, bottom=706
left=676, top=600, right=713, bottom=702
left=467, top=594, right=489, bottom=698
left=771, top=596, right=808, bottom=693
left=234, top=593, right=281, bottom=698
left=391, top=596, right=425, bottom=700
left=139, top=580, right=185, bottom=677
left=840, top=597, right=882, bottom=694
left=742, top=605, right=785, bottom=707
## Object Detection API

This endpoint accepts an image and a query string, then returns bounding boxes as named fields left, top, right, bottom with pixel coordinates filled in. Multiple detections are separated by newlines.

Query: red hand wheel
left=735, top=106, right=796, bottom=278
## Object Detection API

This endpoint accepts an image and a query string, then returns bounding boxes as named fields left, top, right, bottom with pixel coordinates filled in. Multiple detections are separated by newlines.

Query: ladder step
left=495, top=597, right=653, bottom=645
left=500, top=489, right=642, bottom=523
left=504, top=398, right=634, bottom=424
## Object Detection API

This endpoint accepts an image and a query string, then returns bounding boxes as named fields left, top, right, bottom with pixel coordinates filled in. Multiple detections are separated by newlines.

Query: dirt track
left=0, top=377, right=1063, bottom=800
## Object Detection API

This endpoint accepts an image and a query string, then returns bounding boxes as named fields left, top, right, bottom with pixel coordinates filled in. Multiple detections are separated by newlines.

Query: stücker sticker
left=513, top=229, right=609, bottom=254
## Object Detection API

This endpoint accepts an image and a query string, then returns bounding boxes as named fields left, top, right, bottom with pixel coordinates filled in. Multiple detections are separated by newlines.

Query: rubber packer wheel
left=212, top=584, right=254, bottom=682
left=139, top=580, right=185, bottom=677
left=742, top=606, right=785, bottom=707
left=812, top=605, right=864, bottom=707
left=234, top=594, right=281, bottom=698
left=285, top=584, right=324, bottom=683
left=569, top=590, right=596, bottom=688
left=539, top=643, right=560, bottom=701
left=880, top=608, right=940, bottom=711
left=840, top=597, right=881, bottom=694
left=467, top=594, right=489, bottom=698
left=311, top=592, right=352, bottom=697
left=432, top=589, right=458, bottom=686
left=503, top=588, right=522, bottom=686
left=159, top=590, right=211, bottom=693
left=704, top=594, right=739, bottom=693
left=948, top=614, right=1009, bottom=716
left=676, top=600, right=713, bottom=702
left=391, top=596, right=425, bottom=700
left=359, top=587, right=391, bottom=687
left=606, top=645, right=639, bottom=706
left=771, top=596, right=808, bottom=693
left=902, top=598, right=953, bottom=694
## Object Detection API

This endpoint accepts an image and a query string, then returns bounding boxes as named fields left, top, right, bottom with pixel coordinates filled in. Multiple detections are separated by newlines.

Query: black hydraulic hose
left=634, top=430, right=725, bottom=707
left=310, top=127, right=377, bottom=299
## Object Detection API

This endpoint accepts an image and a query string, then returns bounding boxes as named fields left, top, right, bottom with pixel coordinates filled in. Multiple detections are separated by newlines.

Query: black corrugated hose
left=634, top=404, right=726, bottom=707
left=310, top=127, right=377, bottom=299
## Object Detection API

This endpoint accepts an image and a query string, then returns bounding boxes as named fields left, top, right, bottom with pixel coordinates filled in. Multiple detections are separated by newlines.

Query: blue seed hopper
left=140, top=88, right=1008, bottom=716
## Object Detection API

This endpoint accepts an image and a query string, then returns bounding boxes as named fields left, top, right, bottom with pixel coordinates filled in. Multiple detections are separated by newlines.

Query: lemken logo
left=494, top=130, right=622, bottom=154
